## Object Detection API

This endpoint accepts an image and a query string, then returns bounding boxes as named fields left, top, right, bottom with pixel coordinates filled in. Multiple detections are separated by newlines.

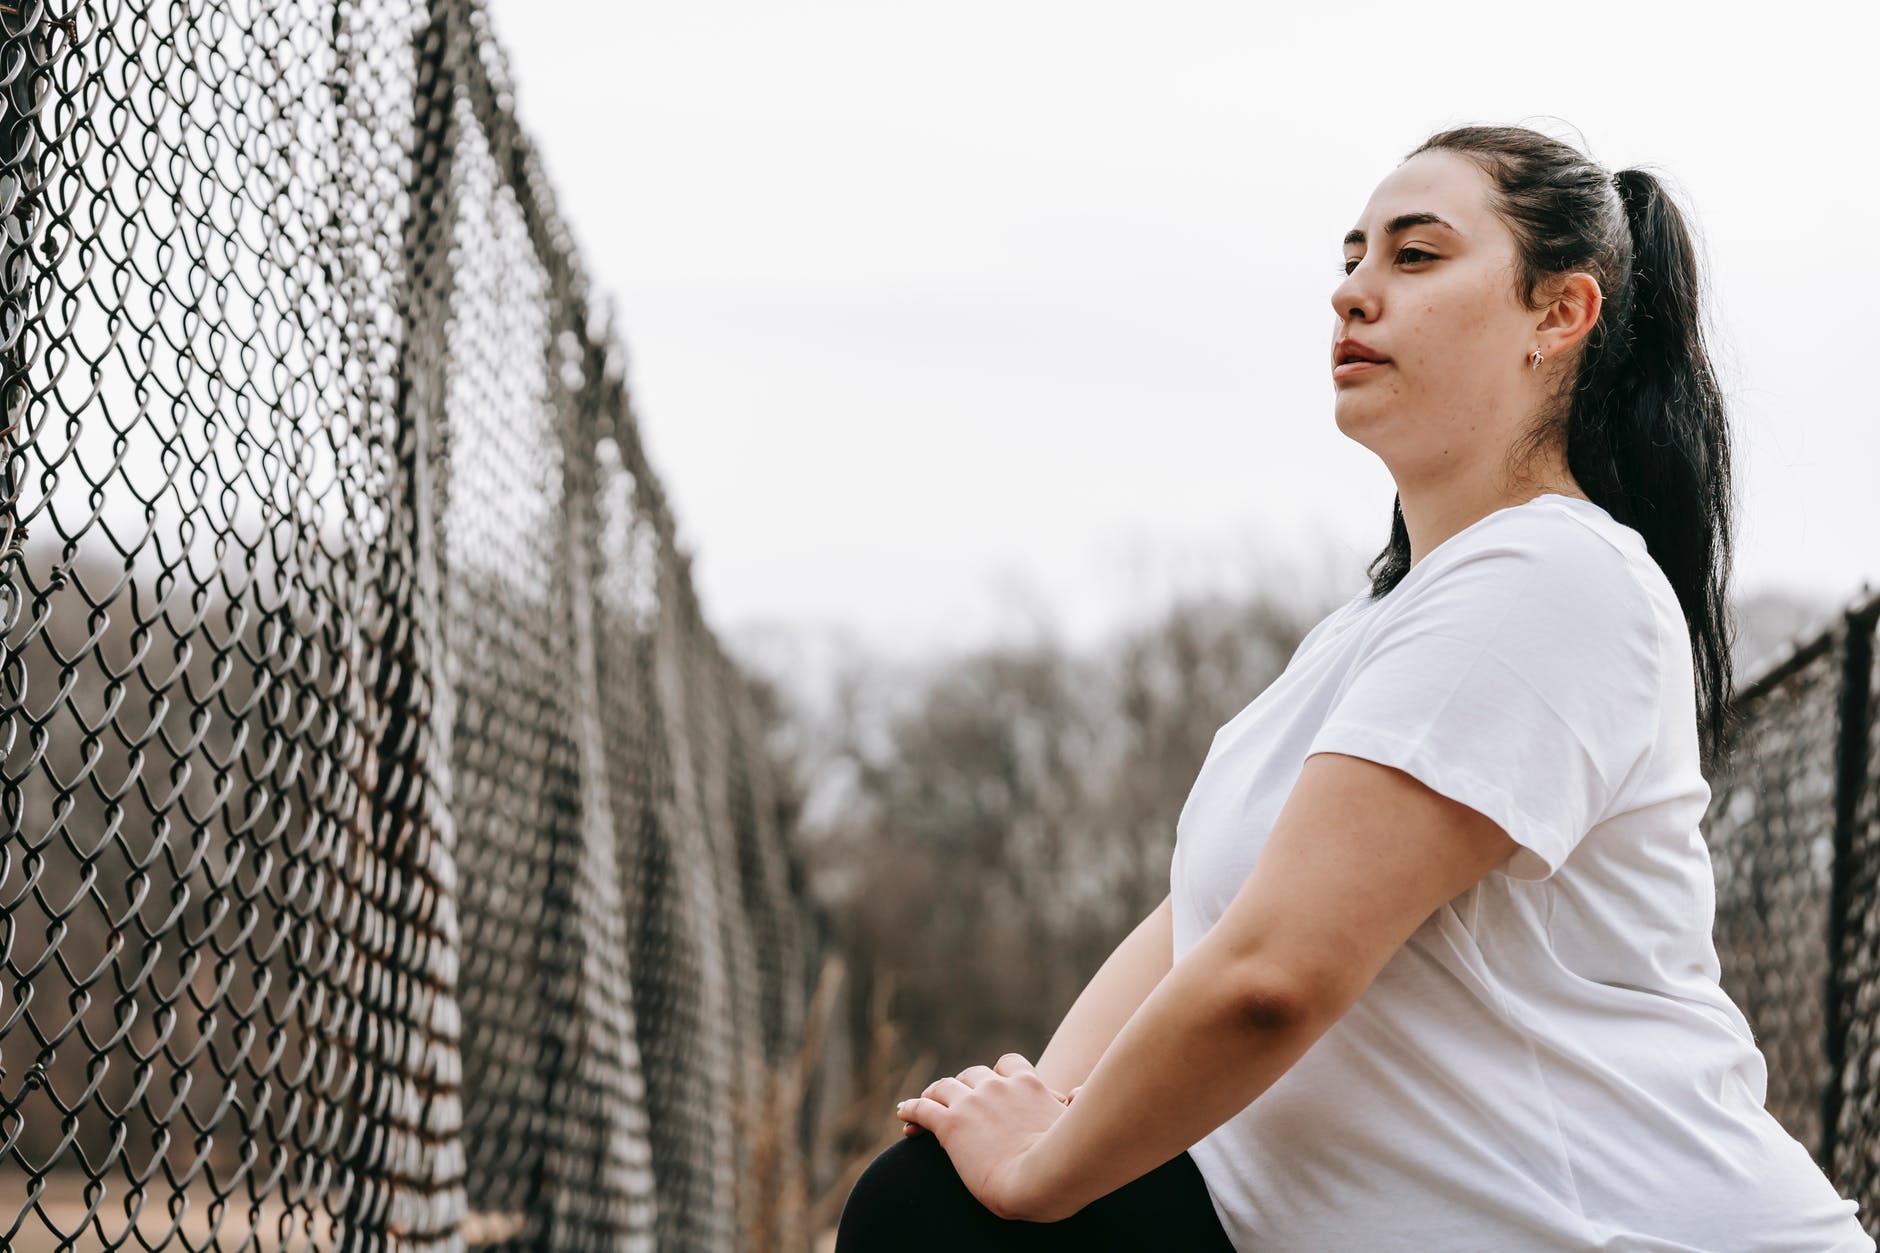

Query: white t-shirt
left=1168, top=493, right=1874, bottom=1252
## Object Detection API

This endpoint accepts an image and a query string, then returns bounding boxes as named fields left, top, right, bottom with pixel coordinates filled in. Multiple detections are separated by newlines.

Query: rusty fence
left=0, top=0, right=1876, bottom=1247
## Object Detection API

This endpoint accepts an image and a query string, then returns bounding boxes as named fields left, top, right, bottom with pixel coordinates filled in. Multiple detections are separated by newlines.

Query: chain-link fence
left=1706, top=588, right=1879, bottom=1235
left=0, top=0, right=829, bottom=1248
left=1, top=0, right=1876, bottom=1247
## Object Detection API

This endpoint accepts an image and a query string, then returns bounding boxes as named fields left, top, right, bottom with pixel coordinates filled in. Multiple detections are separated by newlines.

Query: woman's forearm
left=1033, top=892, right=1174, bottom=1094
left=1015, top=926, right=1328, bottom=1222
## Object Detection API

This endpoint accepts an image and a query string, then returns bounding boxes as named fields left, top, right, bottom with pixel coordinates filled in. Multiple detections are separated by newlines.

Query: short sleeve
left=1303, top=520, right=1661, bottom=882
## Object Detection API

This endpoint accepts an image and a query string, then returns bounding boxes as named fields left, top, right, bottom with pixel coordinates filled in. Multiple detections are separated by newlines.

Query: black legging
left=833, top=1129, right=1239, bottom=1251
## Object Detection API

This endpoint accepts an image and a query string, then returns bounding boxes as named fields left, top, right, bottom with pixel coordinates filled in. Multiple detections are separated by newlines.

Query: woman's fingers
left=992, top=1053, right=1036, bottom=1076
left=965, top=1060, right=1076, bottom=1103
left=897, top=1058, right=1069, bottom=1139
left=919, top=1075, right=970, bottom=1106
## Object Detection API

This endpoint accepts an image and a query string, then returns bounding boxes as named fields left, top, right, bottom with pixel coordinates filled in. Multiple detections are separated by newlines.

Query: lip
left=1332, top=359, right=1389, bottom=382
left=1333, top=336, right=1390, bottom=367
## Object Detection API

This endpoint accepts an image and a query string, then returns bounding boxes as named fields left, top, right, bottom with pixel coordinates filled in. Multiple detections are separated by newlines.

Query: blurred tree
left=786, top=582, right=1331, bottom=1083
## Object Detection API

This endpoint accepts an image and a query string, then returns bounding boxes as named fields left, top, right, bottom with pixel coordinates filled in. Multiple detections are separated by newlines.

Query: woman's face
left=1329, top=149, right=1547, bottom=477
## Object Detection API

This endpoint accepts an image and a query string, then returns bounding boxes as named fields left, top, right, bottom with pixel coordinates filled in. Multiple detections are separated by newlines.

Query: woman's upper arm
left=1204, top=749, right=1521, bottom=1021
left=1202, top=522, right=1659, bottom=1015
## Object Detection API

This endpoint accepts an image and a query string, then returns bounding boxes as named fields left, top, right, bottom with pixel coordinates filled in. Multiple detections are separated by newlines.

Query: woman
left=833, top=123, right=1876, bottom=1251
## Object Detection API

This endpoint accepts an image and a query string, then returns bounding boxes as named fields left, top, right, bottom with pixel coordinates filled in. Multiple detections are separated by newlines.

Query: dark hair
left=1361, top=123, right=1741, bottom=776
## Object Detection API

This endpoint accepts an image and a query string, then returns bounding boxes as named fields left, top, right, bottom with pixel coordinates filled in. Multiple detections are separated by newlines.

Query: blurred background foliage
left=742, top=574, right=1837, bottom=1089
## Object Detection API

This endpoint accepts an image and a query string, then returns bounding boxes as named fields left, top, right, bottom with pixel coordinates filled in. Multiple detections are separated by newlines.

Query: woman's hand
left=901, top=1076, right=1080, bottom=1138
left=892, top=1052, right=1070, bottom=1221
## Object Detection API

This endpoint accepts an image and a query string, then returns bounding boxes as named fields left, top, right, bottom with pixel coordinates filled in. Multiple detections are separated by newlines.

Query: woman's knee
left=834, top=1133, right=997, bottom=1250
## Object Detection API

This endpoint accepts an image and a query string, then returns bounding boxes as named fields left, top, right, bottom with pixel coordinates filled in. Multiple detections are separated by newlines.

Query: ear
left=1534, top=271, right=1602, bottom=360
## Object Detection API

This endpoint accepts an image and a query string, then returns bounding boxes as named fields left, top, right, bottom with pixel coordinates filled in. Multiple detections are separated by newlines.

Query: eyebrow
left=1343, top=211, right=1460, bottom=248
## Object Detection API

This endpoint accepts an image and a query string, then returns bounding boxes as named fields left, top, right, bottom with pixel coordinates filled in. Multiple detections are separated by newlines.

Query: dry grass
left=732, top=951, right=936, bottom=1253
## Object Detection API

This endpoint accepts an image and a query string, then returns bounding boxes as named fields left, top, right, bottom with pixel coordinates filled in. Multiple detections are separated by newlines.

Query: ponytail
left=1575, top=167, right=1741, bottom=775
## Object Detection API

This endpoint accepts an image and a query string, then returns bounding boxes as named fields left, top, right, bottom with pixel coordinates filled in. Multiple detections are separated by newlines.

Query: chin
left=1330, top=393, right=1398, bottom=449
left=1331, top=390, right=1378, bottom=426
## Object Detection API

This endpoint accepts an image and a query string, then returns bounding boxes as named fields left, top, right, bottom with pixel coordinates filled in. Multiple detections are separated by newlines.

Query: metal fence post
left=1821, top=600, right=1875, bottom=1172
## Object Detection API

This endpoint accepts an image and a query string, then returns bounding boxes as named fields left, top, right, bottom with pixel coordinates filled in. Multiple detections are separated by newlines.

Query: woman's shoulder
left=1385, top=497, right=1652, bottom=620
left=1433, top=493, right=1647, bottom=573
left=1438, top=497, right=1667, bottom=623
left=1373, top=498, right=1667, bottom=695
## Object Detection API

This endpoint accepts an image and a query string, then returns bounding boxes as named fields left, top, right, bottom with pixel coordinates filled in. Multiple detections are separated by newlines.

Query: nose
left=1330, top=258, right=1380, bottom=326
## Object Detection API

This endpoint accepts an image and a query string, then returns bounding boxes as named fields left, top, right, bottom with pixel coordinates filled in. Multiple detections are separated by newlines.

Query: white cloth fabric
left=1168, top=493, right=1874, bottom=1252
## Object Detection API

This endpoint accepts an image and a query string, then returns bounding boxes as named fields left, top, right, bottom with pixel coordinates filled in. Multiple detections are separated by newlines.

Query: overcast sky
left=481, top=0, right=1879, bottom=666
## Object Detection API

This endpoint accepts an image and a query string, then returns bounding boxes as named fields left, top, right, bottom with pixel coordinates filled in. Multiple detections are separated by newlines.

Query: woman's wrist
left=1005, top=1110, right=1082, bottom=1222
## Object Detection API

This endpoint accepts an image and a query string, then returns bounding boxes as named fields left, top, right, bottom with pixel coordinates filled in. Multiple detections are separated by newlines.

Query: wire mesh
left=1705, top=590, right=1880, bottom=1239
left=1706, top=628, right=1844, bottom=1147
left=0, top=0, right=823, bottom=1248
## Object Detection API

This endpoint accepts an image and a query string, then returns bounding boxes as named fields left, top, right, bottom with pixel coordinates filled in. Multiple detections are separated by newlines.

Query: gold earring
left=1529, top=349, right=1544, bottom=371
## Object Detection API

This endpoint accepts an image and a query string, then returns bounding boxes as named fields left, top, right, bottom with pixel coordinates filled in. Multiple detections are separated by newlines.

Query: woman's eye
left=1341, top=247, right=1436, bottom=275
